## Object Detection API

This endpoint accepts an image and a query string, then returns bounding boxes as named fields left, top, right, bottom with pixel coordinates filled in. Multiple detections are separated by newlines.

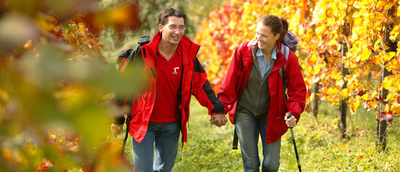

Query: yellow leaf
left=398, top=5, right=400, bottom=17
left=391, top=103, right=400, bottom=114
left=360, top=49, right=370, bottom=61
left=336, top=80, right=344, bottom=88
left=316, top=25, right=327, bottom=36
left=374, top=38, right=382, bottom=50
left=352, top=11, right=360, bottom=18
left=381, top=76, right=394, bottom=89
left=328, top=39, right=337, bottom=46
left=309, top=53, right=317, bottom=63
left=327, top=87, right=339, bottom=95
left=352, top=100, right=361, bottom=112
left=354, top=17, right=362, bottom=26
left=361, top=93, right=369, bottom=101
left=383, top=104, right=390, bottom=113
left=384, top=52, right=395, bottom=61
left=340, top=88, right=348, bottom=100
left=327, top=18, right=336, bottom=26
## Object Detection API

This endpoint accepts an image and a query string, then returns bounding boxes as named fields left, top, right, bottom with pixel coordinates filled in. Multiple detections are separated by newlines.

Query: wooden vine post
left=339, top=22, right=350, bottom=139
left=312, top=81, right=319, bottom=118
left=376, top=7, right=396, bottom=152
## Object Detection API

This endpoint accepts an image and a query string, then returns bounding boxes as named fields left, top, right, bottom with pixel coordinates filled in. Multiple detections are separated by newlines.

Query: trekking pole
left=286, top=112, right=302, bottom=172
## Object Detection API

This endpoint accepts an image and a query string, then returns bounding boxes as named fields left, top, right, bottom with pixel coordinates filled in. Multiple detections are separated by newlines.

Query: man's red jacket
left=217, top=40, right=306, bottom=143
left=122, top=32, right=224, bottom=144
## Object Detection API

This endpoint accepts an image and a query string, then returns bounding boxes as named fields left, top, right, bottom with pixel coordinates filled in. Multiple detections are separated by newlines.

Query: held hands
left=285, top=112, right=297, bottom=128
left=111, top=124, right=124, bottom=137
left=210, top=113, right=228, bottom=127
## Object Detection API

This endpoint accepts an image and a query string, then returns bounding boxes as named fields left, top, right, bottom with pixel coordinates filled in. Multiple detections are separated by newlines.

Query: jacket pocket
left=272, top=116, right=288, bottom=136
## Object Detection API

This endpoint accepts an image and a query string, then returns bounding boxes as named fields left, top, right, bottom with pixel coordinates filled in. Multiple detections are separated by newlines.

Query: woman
left=218, top=15, right=306, bottom=172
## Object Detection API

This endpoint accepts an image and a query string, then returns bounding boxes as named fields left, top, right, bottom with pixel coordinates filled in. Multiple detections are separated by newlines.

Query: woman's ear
left=274, top=33, right=280, bottom=41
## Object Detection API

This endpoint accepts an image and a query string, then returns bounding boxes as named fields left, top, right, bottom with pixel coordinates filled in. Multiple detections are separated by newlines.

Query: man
left=111, top=7, right=227, bottom=172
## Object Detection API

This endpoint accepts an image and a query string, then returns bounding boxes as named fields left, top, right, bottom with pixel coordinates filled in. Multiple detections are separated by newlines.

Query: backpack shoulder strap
left=116, top=35, right=150, bottom=71
left=279, top=44, right=290, bottom=81
left=279, top=45, right=290, bottom=110
left=281, top=44, right=290, bottom=60
left=126, top=35, right=150, bottom=67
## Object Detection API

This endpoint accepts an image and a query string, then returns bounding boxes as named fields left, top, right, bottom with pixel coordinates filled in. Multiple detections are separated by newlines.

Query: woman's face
left=255, top=22, right=280, bottom=51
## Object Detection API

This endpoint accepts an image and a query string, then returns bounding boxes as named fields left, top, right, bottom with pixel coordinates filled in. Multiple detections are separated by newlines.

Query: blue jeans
left=131, top=121, right=180, bottom=172
left=235, top=108, right=281, bottom=172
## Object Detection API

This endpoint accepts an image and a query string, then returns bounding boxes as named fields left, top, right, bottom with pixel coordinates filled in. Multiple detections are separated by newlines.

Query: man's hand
left=111, top=124, right=124, bottom=137
left=284, top=112, right=297, bottom=128
left=210, top=113, right=228, bottom=127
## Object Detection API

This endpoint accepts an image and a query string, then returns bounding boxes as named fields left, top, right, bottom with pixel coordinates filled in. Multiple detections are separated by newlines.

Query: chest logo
left=173, top=67, right=179, bottom=74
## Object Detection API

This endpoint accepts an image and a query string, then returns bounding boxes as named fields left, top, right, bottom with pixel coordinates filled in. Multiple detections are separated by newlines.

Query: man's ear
left=159, top=24, right=164, bottom=33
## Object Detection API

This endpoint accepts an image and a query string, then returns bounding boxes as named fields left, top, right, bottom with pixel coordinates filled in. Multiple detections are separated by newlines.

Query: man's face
left=159, top=16, right=185, bottom=45
left=255, top=22, right=280, bottom=51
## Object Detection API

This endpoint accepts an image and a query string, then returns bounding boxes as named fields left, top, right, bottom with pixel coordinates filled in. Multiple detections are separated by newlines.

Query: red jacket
left=217, top=40, right=306, bottom=143
left=126, top=32, right=224, bottom=144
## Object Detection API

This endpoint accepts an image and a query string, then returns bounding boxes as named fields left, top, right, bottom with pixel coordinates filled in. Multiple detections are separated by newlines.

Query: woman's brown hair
left=259, top=15, right=288, bottom=45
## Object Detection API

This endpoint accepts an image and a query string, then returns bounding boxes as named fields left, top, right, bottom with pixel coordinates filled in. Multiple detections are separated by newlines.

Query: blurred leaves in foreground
left=0, top=0, right=144, bottom=171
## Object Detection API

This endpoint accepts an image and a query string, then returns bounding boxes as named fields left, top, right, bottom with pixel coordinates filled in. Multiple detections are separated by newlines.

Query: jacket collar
left=248, top=39, right=257, bottom=47
left=146, top=32, right=161, bottom=57
left=274, top=41, right=288, bottom=68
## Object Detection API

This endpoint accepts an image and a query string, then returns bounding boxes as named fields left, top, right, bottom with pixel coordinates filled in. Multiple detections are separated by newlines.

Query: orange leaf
left=369, top=98, right=379, bottom=110
left=80, top=4, right=141, bottom=35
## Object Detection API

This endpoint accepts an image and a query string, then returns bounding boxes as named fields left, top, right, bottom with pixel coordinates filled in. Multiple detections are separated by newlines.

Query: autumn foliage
left=0, top=0, right=142, bottom=171
left=195, top=0, right=400, bottom=117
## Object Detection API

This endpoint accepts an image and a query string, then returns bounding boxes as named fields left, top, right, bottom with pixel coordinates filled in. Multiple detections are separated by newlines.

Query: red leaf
left=377, top=113, right=393, bottom=124
left=356, top=90, right=367, bottom=96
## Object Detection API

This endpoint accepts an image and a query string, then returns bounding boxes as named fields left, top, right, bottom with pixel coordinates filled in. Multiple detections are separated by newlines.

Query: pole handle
left=286, top=112, right=294, bottom=129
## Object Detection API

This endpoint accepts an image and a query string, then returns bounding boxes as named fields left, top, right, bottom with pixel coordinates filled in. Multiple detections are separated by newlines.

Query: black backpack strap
left=281, top=66, right=287, bottom=113
left=280, top=66, right=287, bottom=95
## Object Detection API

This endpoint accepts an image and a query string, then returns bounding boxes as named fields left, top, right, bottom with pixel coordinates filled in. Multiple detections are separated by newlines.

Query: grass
left=122, top=99, right=400, bottom=171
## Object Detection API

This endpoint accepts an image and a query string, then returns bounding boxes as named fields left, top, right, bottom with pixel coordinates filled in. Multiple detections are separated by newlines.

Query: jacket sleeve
left=191, top=57, right=225, bottom=115
left=217, top=44, right=244, bottom=113
left=285, top=51, right=307, bottom=120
